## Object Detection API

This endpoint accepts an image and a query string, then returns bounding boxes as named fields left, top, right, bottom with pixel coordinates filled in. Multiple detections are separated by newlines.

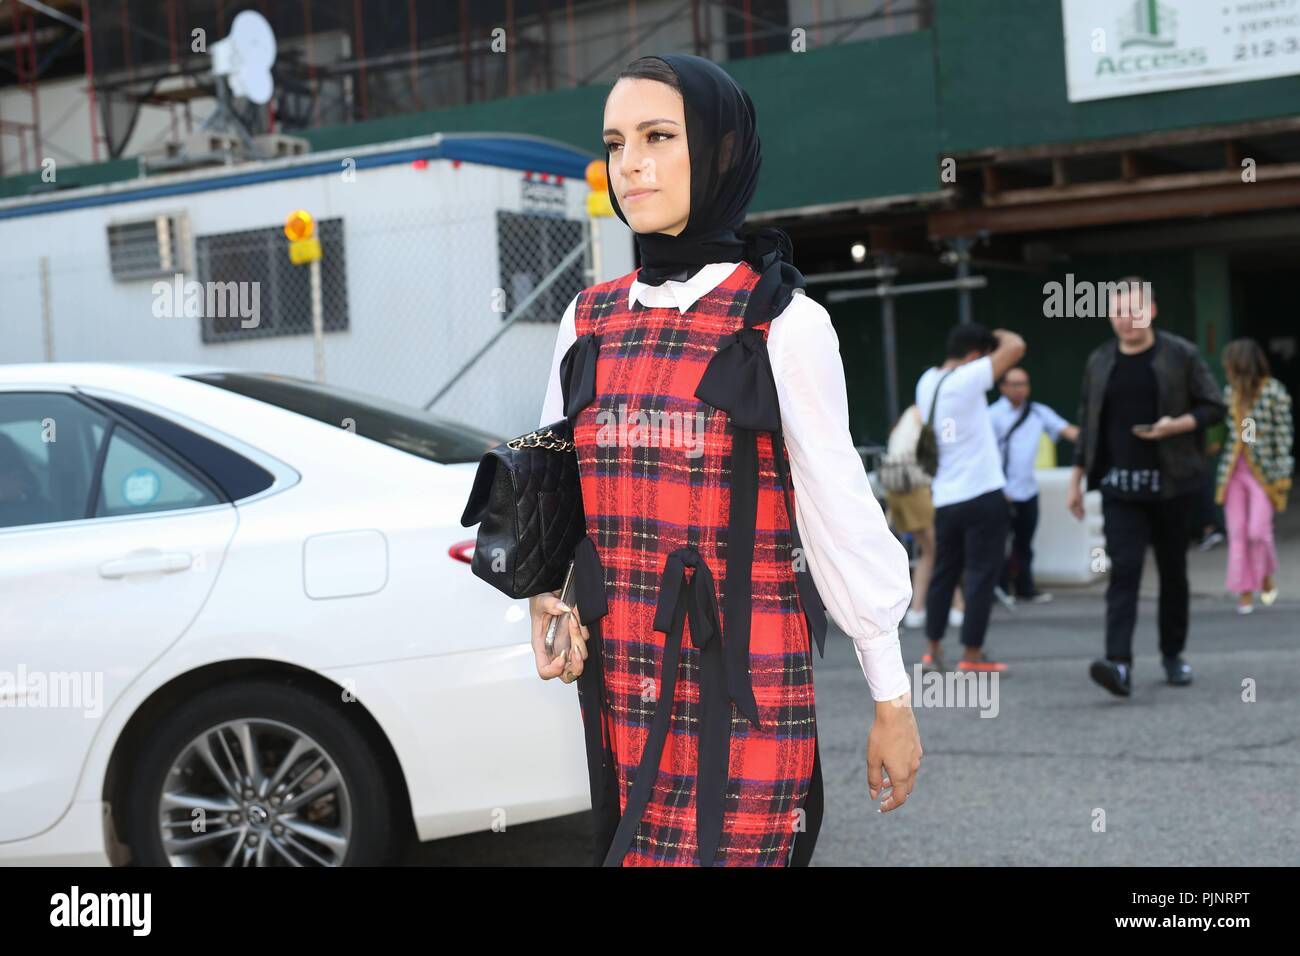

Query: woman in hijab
left=530, top=54, right=921, bottom=867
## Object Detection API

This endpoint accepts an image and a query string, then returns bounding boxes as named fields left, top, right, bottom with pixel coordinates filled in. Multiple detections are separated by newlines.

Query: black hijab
left=605, top=53, right=804, bottom=327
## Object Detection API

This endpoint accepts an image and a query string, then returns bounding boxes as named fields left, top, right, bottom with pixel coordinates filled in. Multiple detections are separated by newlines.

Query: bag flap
left=459, top=451, right=501, bottom=527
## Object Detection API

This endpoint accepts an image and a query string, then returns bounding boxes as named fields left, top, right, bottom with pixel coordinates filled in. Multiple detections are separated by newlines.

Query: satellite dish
left=211, top=10, right=277, bottom=105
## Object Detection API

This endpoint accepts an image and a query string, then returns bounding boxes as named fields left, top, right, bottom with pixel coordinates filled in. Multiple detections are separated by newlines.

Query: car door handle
left=98, top=550, right=195, bottom=579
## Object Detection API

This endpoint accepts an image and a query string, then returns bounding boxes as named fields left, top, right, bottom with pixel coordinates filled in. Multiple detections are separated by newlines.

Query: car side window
left=94, top=425, right=220, bottom=518
left=0, top=393, right=105, bottom=529
left=0, top=392, right=223, bottom=530
left=94, top=397, right=274, bottom=501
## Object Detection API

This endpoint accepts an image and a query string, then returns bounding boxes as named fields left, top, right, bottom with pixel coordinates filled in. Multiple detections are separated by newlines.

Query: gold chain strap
left=507, top=426, right=575, bottom=452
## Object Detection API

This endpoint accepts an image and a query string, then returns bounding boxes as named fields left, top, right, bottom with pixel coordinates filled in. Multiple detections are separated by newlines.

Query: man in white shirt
left=988, top=367, right=1079, bottom=606
left=914, top=323, right=1025, bottom=673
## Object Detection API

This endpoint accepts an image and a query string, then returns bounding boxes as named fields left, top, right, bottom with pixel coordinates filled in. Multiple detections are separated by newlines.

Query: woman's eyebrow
left=603, top=118, right=682, bottom=136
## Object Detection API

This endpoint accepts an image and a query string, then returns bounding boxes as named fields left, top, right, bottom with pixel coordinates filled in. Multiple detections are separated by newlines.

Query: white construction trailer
left=0, top=132, right=634, bottom=438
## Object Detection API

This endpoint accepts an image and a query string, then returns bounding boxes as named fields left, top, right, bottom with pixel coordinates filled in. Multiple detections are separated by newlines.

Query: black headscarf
left=605, top=53, right=804, bottom=328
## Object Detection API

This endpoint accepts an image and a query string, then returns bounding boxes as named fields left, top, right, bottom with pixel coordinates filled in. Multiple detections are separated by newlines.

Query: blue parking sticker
left=122, top=467, right=161, bottom=506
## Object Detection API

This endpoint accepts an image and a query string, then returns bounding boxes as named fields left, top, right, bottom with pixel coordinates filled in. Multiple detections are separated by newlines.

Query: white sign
left=1062, top=0, right=1300, bottom=102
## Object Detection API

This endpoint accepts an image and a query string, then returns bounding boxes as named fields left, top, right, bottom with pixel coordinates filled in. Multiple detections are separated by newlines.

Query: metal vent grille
left=107, top=215, right=186, bottom=280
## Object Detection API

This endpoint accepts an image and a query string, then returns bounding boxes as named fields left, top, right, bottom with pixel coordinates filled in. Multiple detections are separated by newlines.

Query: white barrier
left=1032, top=467, right=1106, bottom=584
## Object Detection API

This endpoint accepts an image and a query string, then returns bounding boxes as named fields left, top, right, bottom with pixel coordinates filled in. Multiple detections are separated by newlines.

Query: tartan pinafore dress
left=559, top=260, right=829, bottom=867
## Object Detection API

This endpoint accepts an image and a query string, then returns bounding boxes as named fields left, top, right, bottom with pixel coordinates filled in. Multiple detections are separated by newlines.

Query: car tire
left=125, top=679, right=396, bottom=866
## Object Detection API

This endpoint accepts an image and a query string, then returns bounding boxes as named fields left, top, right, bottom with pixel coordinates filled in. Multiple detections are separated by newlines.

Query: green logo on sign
left=1118, top=0, right=1177, bottom=49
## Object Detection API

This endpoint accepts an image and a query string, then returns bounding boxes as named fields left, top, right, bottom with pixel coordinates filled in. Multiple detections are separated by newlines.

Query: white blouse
left=539, top=261, right=913, bottom=702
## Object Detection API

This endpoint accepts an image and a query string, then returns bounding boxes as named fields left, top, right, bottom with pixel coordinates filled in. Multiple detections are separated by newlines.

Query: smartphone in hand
left=544, top=560, right=577, bottom=658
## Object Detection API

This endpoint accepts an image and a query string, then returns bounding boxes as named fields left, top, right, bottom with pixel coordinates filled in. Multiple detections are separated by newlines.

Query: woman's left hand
left=867, top=693, right=922, bottom=813
left=528, top=592, right=589, bottom=683
left=561, top=603, right=590, bottom=683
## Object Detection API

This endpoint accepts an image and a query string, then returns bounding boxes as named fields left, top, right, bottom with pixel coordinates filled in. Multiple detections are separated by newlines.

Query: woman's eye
left=605, top=132, right=671, bottom=152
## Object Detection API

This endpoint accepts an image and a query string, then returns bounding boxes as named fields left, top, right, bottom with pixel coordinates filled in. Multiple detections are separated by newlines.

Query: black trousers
left=926, top=489, right=1009, bottom=648
left=1101, top=492, right=1195, bottom=663
left=998, top=493, right=1040, bottom=597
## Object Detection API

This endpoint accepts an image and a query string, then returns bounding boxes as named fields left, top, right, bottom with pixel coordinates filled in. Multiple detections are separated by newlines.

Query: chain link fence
left=0, top=201, right=598, bottom=441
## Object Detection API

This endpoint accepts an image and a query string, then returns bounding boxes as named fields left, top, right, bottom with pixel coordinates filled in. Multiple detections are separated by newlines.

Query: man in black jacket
left=1066, top=277, right=1227, bottom=697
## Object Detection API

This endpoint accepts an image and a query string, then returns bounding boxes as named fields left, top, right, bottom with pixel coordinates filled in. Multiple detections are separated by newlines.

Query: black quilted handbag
left=458, top=417, right=586, bottom=599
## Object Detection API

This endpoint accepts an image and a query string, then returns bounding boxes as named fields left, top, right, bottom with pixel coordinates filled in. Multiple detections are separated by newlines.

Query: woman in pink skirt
left=1215, top=339, right=1294, bottom=614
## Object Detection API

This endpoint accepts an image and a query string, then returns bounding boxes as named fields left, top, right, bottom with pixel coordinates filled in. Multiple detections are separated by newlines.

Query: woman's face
left=603, top=77, right=691, bottom=236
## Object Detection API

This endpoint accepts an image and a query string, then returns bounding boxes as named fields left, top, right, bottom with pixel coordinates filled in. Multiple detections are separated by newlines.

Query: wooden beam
left=950, top=116, right=1300, bottom=165
left=928, top=175, right=1300, bottom=239
left=980, top=161, right=1300, bottom=207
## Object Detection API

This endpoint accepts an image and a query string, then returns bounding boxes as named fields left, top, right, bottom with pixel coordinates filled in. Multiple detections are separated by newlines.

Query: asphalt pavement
left=407, top=509, right=1300, bottom=866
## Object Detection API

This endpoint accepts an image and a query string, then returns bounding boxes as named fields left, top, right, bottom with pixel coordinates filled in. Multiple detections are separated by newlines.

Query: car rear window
left=93, top=397, right=276, bottom=501
left=185, top=371, right=502, bottom=465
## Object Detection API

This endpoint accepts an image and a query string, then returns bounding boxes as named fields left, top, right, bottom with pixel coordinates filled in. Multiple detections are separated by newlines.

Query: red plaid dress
left=564, top=261, right=821, bottom=867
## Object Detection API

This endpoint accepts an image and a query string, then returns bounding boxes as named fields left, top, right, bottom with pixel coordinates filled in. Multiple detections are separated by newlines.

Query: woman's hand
left=529, top=591, right=589, bottom=683
left=867, top=692, right=922, bottom=813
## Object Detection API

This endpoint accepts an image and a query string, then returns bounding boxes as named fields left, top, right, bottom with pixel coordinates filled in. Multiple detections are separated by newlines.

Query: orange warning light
left=284, top=209, right=315, bottom=242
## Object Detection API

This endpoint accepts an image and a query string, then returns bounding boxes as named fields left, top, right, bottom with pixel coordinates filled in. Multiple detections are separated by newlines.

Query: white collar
left=628, top=261, right=743, bottom=314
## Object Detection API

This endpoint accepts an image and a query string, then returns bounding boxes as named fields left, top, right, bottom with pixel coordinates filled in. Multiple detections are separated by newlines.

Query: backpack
left=879, top=405, right=928, bottom=494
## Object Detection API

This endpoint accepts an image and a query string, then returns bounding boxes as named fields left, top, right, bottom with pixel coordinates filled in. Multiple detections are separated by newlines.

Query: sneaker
left=903, top=608, right=926, bottom=629
left=1162, top=655, right=1193, bottom=686
left=920, top=651, right=946, bottom=673
left=957, top=655, right=1007, bottom=673
left=1022, top=591, right=1054, bottom=604
left=1236, top=602, right=1255, bottom=615
left=948, top=608, right=965, bottom=627
left=1089, top=658, right=1131, bottom=697
left=1261, top=587, right=1279, bottom=606
left=993, top=586, right=1016, bottom=610
left=1197, top=530, right=1225, bottom=552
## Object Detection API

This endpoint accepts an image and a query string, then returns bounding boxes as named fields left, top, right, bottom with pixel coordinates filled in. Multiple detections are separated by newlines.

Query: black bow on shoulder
left=559, top=332, right=599, bottom=423
left=694, top=326, right=780, bottom=432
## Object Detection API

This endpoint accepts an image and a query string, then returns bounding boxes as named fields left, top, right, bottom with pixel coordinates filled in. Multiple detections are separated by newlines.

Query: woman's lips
left=625, top=189, right=657, bottom=203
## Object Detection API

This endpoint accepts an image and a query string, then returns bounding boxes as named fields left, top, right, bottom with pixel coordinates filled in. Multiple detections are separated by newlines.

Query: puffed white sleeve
left=768, top=292, right=913, bottom=702
left=539, top=293, right=580, bottom=428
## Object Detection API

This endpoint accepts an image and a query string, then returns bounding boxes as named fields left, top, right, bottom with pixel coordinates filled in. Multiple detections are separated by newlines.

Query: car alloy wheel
left=157, top=717, right=353, bottom=866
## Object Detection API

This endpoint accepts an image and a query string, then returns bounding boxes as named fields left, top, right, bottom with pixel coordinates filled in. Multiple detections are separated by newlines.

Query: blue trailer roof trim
left=0, top=133, right=594, bottom=222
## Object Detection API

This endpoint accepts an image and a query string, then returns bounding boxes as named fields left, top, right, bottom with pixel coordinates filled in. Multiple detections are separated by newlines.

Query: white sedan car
left=0, top=363, right=589, bottom=866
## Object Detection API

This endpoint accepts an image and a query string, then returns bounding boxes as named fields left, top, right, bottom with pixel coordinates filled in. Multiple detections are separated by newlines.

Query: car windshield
left=185, top=371, right=502, bottom=465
